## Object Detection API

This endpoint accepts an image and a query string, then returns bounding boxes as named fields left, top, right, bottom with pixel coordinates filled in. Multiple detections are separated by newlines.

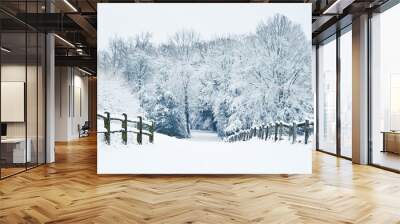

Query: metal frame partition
left=0, top=20, right=2, bottom=179
left=315, top=23, right=353, bottom=161
left=315, top=0, right=400, bottom=173
left=336, top=28, right=342, bottom=159
left=0, top=0, right=47, bottom=180
left=367, top=10, right=373, bottom=167
left=315, top=32, right=339, bottom=157
left=338, top=24, right=353, bottom=160
left=367, top=0, right=400, bottom=173
left=314, top=0, right=400, bottom=173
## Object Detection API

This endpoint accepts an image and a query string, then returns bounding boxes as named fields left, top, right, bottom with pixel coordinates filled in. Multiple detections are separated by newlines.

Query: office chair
left=78, top=121, right=90, bottom=138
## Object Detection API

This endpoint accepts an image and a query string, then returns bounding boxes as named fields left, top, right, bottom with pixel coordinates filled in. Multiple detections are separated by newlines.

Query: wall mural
left=97, top=3, right=313, bottom=174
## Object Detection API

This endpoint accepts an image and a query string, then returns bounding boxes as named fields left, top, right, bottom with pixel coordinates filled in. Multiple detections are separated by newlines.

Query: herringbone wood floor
left=1, top=136, right=400, bottom=224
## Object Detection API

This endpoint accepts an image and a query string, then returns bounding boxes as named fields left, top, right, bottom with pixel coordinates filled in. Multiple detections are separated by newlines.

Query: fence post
left=292, top=122, right=297, bottom=144
left=104, top=112, right=111, bottom=145
left=149, top=121, right=155, bottom=143
left=279, top=122, right=283, bottom=140
left=259, top=126, right=263, bottom=139
left=260, top=126, right=263, bottom=139
left=122, top=113, right=128, bottom=145
left=225, top=120, right=311, bottom=144
left=305, top=119, right=309, bottom=144
left=137, top=116, right=143, bottom=144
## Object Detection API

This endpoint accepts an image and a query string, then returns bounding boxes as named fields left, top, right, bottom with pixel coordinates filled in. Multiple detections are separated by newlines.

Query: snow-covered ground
left=187, top=130, right=221, bottom=142
left=98, top=130, right=312, bottom=174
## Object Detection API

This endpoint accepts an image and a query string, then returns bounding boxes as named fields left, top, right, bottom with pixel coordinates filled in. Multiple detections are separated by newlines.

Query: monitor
left=1, top=123, right=7, bottom=137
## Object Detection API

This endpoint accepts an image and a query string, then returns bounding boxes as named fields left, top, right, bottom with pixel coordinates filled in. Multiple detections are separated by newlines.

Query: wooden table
left=381, top=131, right=400, bottom=154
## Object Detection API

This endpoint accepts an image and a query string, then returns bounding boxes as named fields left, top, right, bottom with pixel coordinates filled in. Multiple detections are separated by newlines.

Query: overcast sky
left=98, top=3, right=311, bottom=50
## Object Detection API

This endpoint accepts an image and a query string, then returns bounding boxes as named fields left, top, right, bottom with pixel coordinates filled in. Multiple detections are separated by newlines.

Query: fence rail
left=97, top=112, right=155, bottom=145
left=225, top=120, right=314, bottom=144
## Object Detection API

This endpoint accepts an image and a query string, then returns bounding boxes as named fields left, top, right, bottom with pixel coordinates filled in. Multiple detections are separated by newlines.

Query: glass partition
left=0, top=2, right=46, bottom=179
left=317, top=36, right=337, bottom=154
left=27, top=30, right=38, bottom=169
left=371, top=4, right=400, bottom=171
left=339, top=28, right=352, bottom=158
left=1, top=31, right=28, bottom=177
left=26, top=0, right=43, bottom=170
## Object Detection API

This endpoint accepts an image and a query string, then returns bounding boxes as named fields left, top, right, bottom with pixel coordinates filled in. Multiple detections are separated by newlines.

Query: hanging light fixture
left=63, top=0, right=78, bottom=12
left=54, top=34, right=75, bottom=48
left=1, top=47, right=11, bottom=53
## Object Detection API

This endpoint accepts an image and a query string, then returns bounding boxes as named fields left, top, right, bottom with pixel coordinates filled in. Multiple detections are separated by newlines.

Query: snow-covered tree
left=98, top=14, right=313, bottom=138
left=143, top=85, right=188, bottom=138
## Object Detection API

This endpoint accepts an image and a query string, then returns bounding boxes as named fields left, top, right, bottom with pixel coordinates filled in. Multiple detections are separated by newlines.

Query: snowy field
left=98, top=130, right=312, bottom=174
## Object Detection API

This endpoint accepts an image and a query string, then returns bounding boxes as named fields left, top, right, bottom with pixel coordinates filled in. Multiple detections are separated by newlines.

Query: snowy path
left=187, top=130, right=221, bottom=142
left=98, top=131, right=312, bottom=174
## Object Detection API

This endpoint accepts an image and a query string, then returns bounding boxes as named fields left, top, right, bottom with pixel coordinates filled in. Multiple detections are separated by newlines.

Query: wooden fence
left=225, top=120, right=314, bottom=144
left=97, top=112, right=155, bottom=145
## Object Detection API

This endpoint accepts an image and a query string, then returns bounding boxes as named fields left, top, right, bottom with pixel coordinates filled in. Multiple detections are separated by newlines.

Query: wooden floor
left=1, top=136, right=400, bottom=223
left=372, top=150, right=400, bottom=171
left=0, top=167, right=26, bottom=178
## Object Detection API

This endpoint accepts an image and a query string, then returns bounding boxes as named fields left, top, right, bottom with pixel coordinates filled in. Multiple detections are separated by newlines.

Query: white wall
left=55, top=67, right=89, bottom=141
left=70, top=72, right=89, bottom=138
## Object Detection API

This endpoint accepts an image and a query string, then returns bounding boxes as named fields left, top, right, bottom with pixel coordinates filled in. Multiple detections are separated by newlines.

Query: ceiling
left=0, top=0, right=392, bottom=75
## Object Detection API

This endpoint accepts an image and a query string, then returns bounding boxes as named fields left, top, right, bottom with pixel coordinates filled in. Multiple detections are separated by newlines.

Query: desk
left=381, top=131, right=400, bottom=154
left=1, top=138, right=31, bottom=163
